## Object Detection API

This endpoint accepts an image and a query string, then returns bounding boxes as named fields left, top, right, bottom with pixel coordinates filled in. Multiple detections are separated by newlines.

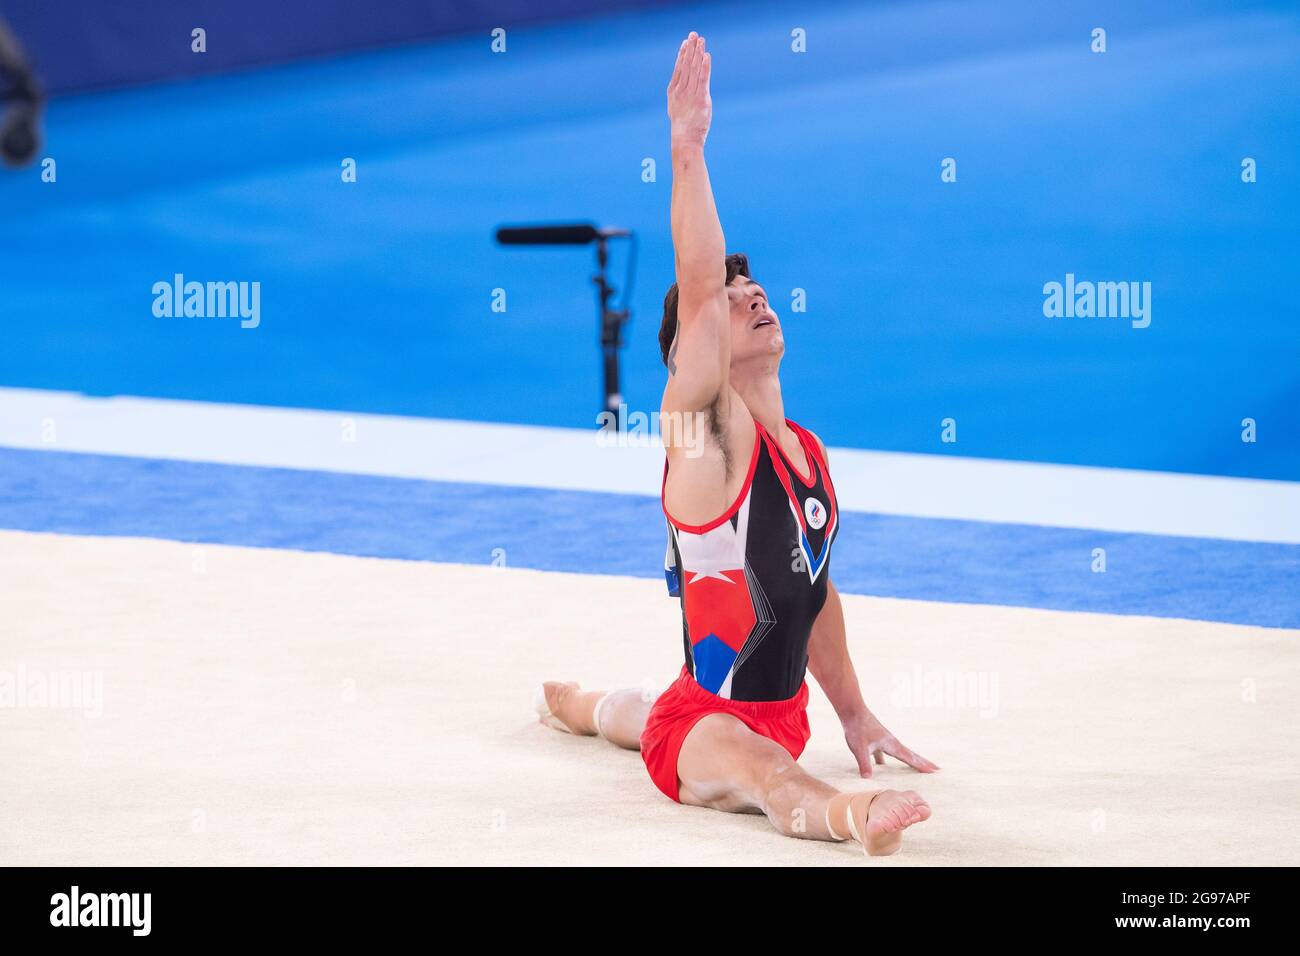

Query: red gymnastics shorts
left=640, top=665, right=811, bottom=802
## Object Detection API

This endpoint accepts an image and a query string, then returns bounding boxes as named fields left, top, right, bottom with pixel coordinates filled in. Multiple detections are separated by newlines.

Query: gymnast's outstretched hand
left=843, top=711, right=941, bottom=778
left=667, top=32, right=712, bottom=147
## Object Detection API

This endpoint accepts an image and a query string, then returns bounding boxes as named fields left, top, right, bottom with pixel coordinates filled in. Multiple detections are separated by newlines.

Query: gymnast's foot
left=535, top=680, right=599, bottom=735
left=830, top=788, right=931, bottom=855
left=860, top=789, right=931, bottom=856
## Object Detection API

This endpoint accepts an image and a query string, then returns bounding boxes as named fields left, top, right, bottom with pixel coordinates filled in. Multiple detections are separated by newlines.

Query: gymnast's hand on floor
left=843, top=712, right=940, bottom=778
left=667, top=32, right=712, bottom=147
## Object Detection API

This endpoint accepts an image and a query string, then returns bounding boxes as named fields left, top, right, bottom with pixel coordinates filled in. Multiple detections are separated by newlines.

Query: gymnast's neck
left=731, top=360, right=786, bottom=435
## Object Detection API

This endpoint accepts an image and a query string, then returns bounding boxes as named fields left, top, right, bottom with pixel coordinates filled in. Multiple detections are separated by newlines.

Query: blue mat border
left=1, top=446, right=1296, bottom=629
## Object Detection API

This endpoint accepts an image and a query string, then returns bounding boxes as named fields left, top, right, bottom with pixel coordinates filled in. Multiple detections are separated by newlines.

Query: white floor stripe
left=2, top=387, right=1297, bottom=543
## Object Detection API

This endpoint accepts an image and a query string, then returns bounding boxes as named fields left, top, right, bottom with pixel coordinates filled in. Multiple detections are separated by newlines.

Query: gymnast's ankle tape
left=825, top=807, right=845, bottom=841
left=591, top=692, right=614, bottom=738
left=826, top=791, right=882, bottom=844
left=825, top=793, right=853, bottom=842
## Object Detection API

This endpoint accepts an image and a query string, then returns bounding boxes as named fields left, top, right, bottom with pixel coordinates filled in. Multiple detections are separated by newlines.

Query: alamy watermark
left=0, top=664, right=104, bottom=718
left=50, top=886, right=150, bottom=936
left=890, top=665, right=999, bottom=719
left=152, top=274, right=260, bottom=329
left=1043, top=273, right=1150, bottom=329
left=596, top=404, right=707, bottom=458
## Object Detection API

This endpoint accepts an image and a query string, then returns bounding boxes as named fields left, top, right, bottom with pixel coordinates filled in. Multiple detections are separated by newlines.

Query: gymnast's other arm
left=804, top=437, right=939, bottom=777
left=808, top=580, right=938, bottom=777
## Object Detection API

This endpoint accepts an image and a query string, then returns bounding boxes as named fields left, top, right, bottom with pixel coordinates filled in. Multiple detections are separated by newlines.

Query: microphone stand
left=495, top=222, right=637, bottom=418
left=594, top=236, right=632, bottom=417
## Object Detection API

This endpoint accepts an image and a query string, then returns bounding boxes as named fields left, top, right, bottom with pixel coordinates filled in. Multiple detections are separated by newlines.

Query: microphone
left=494, top=220, right=638, bottom=415
left=495, top=223, right=630, bottom=245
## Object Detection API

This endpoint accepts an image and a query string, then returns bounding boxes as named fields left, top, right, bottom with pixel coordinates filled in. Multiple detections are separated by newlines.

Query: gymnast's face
left=727, top=277, right=783, bottom=365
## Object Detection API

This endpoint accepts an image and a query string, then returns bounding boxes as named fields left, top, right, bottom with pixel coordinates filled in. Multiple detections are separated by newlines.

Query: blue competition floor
left=2, top=0, right=1298, bottom=481
left=4, top=446, right=1298, bottom=629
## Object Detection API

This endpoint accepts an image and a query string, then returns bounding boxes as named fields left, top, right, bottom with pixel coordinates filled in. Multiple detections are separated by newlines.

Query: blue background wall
left=0, top=0, right=687, bottom=93
left=1, top=0, right=1296, bottom=480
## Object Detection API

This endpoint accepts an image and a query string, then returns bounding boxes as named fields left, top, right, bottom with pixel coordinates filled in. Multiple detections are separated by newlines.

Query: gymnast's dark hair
left=659, top=253, right=751, bottom=367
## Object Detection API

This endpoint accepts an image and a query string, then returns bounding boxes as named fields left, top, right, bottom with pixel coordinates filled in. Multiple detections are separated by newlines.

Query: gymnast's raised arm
left=661, top=33, right=729, bottom=426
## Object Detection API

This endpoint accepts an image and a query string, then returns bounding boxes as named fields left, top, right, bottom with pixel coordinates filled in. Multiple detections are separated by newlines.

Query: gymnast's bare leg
left=537, top=681, right=930, bottom=855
